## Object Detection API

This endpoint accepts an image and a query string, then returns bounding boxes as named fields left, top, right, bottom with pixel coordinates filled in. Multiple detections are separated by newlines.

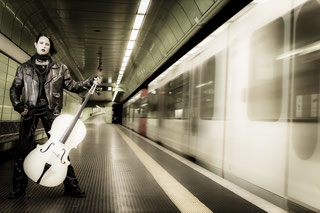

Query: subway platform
left=0, top=115, right=289, bottom=213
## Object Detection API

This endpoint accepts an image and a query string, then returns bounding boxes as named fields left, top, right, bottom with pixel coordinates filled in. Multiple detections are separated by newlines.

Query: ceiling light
left=133, top=15, right=144, bottom=30
left=112, top=91, right=118, bottom=102
left=130, top=30, right=139, bottom=41
left=125, top=49, right=132, bottom=57
left=127, top=41, right=135, bottom=49
left=138, top=0, right=151, bottom=14
left=123, top=56, right=130, bottom=63
left=113, top=0, right=151, bottom=102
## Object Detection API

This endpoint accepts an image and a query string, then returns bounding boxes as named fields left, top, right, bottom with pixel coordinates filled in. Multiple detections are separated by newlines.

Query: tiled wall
left=0, top=52, right=20, bottom=121
left=62, top=90, right=82, bottom=116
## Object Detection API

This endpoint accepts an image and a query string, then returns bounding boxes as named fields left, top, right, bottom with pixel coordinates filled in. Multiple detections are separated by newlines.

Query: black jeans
left=12, top=110, right=79, bottom=191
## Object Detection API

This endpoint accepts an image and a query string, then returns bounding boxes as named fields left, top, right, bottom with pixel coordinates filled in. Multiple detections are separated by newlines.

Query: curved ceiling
left=0, top=0, right=233, bottom=102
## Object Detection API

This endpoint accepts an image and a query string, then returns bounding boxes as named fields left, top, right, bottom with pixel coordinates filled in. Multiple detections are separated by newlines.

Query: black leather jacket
left=10, top=57, right=92, bottom=113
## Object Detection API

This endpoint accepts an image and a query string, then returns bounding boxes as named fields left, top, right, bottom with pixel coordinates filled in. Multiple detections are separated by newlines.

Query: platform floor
left=0, top=115, right=290, bottom=212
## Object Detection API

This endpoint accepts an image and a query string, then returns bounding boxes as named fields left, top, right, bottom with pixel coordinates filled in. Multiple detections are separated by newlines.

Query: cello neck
left=60, top=80, right=98, bottom=144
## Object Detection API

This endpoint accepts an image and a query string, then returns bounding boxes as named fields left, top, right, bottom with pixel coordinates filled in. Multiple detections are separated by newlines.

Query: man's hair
left=35, top=33, right=57, bottom=56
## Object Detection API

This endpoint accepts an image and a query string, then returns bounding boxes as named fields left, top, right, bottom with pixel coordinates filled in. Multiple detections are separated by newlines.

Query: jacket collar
left=26, top=56, right=60, bottom=69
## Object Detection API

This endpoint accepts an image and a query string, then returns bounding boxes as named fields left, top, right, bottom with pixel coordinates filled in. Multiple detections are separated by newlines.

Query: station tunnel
left=0, top=0, right=319, bottom=212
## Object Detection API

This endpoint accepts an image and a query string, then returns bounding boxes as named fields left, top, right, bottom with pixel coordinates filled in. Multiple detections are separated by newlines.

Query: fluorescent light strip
left=112, top=91, right=118, bottom=102
left=130, top=30, right=139, bottom=41
left=127, top=41, right=135, bottom=49
left=123, top=57, right=130, bottom=63
left=138, top=0, right=150, bottom=14
left=113, top=0, right=151, bottom=102
left=125, top=49, right=132, bottom=57
left=133, top=15, right=144, bottom=30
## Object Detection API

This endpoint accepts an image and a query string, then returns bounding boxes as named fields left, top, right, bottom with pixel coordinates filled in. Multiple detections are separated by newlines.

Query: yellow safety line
left=115, top=126, right=213, bottom=213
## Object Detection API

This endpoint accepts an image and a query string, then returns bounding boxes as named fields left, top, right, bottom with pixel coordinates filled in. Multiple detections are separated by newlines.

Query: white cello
left=23, top=79, right=98, bottom=187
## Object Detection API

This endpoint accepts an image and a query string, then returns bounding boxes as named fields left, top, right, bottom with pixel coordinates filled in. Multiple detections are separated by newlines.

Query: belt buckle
left=39, top=99, right=46, bottom=106
left=53, top=110, right=60, bottom=116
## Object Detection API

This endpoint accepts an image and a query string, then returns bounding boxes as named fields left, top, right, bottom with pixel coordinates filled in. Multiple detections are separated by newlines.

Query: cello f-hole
left=60, top=148, right=66, bottom=164
left=40, top=143, right=55, bottom=153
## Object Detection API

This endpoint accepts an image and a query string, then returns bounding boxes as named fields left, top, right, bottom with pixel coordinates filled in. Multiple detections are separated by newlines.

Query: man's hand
left=94, top=76, right=102, bottom=84
left=15, top=103, right=28, bottom=115
left=21, top=108, right=29, bottom=115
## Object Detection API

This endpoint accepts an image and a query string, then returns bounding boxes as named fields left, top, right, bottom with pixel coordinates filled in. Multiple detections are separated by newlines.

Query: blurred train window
left=133, top=101, right=140, bottom=122
left=164, top=73, right=189, bottom=119
left=200, top=56, right=215, bottom=120
left=147, top=89, right=159, bottom=119
left=122, top=106, right=127, bottom=121
left=125, top=106, right=129, bottom=122
left=139, top=97, right=148, bottom=118
left=293, top=0, right=320, bottom=122
left=0, top=53, right=20, bottom=121
left=129, top=104, right=134, bottom=122
left=248, top=18, right=284, bottom=121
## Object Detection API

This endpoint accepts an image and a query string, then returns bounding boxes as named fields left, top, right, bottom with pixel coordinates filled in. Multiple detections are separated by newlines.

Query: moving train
left=122, top=0, right=320, bottom=211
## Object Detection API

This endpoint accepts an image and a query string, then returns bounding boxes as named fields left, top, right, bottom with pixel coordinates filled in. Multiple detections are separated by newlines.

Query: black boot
left=9, top=159, right=28, bottom=199
left=64, top=177, right=85, bottom=198
left=9, top=187, right=26, bottom=199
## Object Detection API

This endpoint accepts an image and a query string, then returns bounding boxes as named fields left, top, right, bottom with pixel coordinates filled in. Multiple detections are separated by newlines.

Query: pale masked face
left=34, top=36, right=50, bottom=55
